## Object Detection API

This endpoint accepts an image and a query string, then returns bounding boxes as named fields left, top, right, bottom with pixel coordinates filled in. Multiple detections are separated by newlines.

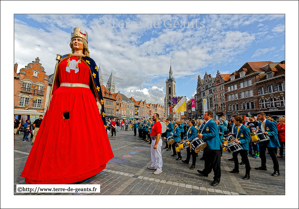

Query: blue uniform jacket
left=180, top=123, right=184, bottom=133
left=138, top=122, right=142, bottom=129
left=235, top=125, right=251, bottom=150
left=166, top=122, right=174, bottom=138
left=133, top=122, right=138, bottom=128
left=258, top=120, right=280, bottom=148
left=218, top=124, right=224, bottom=140
left=187, top=126, right=198, bottom=141
left=201, top=119, right=222, bottom=150
left=230, top=123, right=238, bottom=135
left=173, top=127, right=181, bottom=143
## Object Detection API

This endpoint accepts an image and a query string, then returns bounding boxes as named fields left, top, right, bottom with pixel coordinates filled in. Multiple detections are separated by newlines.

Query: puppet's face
left=72, top=37, right=84, bottom=51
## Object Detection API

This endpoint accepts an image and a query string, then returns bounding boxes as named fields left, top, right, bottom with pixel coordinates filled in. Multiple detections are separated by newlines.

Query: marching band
left=131, top=111, right=282, bottom=187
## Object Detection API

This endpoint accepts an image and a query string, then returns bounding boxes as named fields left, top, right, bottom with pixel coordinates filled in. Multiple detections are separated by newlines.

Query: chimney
left=14, top=63, right=18, bottom=73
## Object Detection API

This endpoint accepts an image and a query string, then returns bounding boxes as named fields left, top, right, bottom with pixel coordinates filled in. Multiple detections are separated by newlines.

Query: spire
left=107, top=71, right=115, bottom=84
left=169, top=60, right=173, bottom=79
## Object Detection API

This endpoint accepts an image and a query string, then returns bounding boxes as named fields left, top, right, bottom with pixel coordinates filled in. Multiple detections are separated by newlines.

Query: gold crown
left=71, top=27, right=88, bottom=42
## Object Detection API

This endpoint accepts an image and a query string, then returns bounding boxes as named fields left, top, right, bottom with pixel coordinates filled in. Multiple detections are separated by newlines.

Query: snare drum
left=191, top=138, right=207, bottom=153
left=167, top=136, right=175, bottom=145
left=176, top=141, right=189, bottom=152
left=256, top=132, right=270, bottom=143
left=226, top=142, right=243, bottom=153
left=226, top=135, right=235, bottom=141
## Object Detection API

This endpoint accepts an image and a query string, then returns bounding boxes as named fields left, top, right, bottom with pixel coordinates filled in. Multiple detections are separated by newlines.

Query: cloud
left=251, top=47, right=276, bottom=58
left=272, top=24, right=284, bottom=33
left=124, top=86, right=165, bottom=105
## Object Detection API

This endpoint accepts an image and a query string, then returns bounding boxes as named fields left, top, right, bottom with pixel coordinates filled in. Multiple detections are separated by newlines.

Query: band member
left=180, top=120, right=185, bottom=140
left=143, top=120, right=148, bottom=141
left=227, top=114, right=238, bottom=161
left=182, top=119, right=198, bottom=169
left=148, top=120, right=154, bottom=144
left=198, top=120, right=206, bottom=161
left=255, top=112, right=280, bottom=176
left=138, top=120, right=143, bottom=138
left=216, top=120, right=224, bottom=141
left=148, top=113, right=163, bottom=175
left=197, top=111, right=222, bottom=186
left=21, top=27, right=114, bottom=184
left=146, top=120, right=151, bottom=142
left=229, top=116, right=251, bottom=180
left=165, top=118, right=174, bottom=150
left=171, top=121, right=181, bottom=157
left=133, top=119, right=138, bottom=136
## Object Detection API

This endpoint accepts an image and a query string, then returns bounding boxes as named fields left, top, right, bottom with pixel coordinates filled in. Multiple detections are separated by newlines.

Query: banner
left=170, top=106, right=172, bottom=114
left=191, top=98, right=195, bottom=111
left=203, top=99, right=208, bottom=113
left=173, top=96, right=187, bottom=113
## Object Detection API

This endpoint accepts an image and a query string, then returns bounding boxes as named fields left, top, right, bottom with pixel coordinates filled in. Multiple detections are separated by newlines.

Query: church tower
left=164, top=64, right=177, bottom=119
left=106, top=72, right=116, bottom=93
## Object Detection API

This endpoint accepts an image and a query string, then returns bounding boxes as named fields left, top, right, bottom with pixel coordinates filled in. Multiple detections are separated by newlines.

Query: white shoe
left=154, top=170, right=162, bottom=175
left=147, top=166, right=157, bottom=170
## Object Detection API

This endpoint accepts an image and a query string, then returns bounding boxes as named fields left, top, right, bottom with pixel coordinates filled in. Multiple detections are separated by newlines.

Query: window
left=202, top=92, right=205, bottom=97
left=234, top=84, right=237, bottom=90
left=232, top=104, right=235, bottom=111
left=242, top=102, right=246, bottom=110
left=241, top=92, right=244, bottom=98
left=267, top=72, right=273, bottom=79
left=250, top=102, right=254, bottom=109
left=169, top=85, right=171, bottom=94
left=240, top=82, right=243, bottom=88
left=235, top=93, right=238, bottom=100
left=240, top=71, right=245, bottom=77
left=20, top=97, right=29, bottom=107
left=33, top=71, right=38, bottom=77
left=209, top=97, right=213, bottom=108
left=244, top=81, right=248, bottom=88
left=227, top=86, right=230, bottom=92
left=267, top=85, right=273, bottom=93
left=106, top=100, right=113, bottom=106
left=22, top=82, right=32, bottom=90
left=248, top=79, right=252, bottom=86
left=235, top=103, right=238, bottom=110
left=247, top=102, right=250, bottom=110
left=244, top=91, right=248, bottom=98
left=258, top=87, right=265, bottom=95
left=209, top=89, right=212, bottom=94
left=231, top=75, right=235, bottom=81
left=277, top=82, right=284, bottom=91
left=249, top=90, right=253, bottom=97
left=33, top=99, right=42, bottom=108
left=228, top=95, right=231, bottom=101
left=231, top=94, right=234, bottom=100
left=259, top=99, right=264, bottom=109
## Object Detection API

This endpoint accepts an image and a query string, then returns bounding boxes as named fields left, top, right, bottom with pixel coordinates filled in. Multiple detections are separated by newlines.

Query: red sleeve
left=157, top=122, right=162, bottom=134
left=276, top=124, right=285, bottom=132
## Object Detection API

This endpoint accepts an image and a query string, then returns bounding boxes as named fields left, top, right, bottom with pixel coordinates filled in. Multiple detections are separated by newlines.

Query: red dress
left=276, top=123, right=285, bottom=142
left=21, top=56, right=114, bottom=184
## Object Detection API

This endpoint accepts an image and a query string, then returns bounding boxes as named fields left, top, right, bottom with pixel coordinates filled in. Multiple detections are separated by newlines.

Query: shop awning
left=14, top=109, right=44, bottom=116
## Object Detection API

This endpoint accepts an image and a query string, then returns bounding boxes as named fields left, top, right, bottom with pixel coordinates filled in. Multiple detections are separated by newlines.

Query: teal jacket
left=166, top=122, right=174, bottom=138
left=201, top=119, right=222, bottom=150
left=235, top=125, right=251, bottom=150
left=258, top=120, right=280, bottom=148
left=187, top=126, right=198, bottom=141
left=218, top=124, right=224, bottom=140
left=173, top=127, right=181, bottom=143
left=133, top=122, right=138, bottom=128
left=230, top=123, right=238, bottom=135
left=138, top=122, right=142, bottom=129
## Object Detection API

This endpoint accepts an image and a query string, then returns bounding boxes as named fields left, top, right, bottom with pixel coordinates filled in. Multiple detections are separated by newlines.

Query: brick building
left=213, top=71, right=230, bottom=119
left=120, top=94, right=135, bottom=119
left=100, top=85, right=122, bottom=118
left=255, top=61, right=285, bottom=118
left=224, top=61, right=273, bottom=119
left=14, top=57, right=49, bottom=114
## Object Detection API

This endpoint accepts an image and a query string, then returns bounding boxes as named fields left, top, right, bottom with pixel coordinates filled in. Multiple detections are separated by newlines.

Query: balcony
left=37, top=90, right=44, bottom=96
left=21, top=87, right=32, bottom=94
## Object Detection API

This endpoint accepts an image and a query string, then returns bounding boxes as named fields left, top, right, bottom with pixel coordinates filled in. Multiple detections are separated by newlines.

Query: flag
left=173, top=96, right=187, bottom=113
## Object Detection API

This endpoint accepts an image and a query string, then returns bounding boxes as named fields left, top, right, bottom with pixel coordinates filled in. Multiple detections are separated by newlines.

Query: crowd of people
left=14, top=115, right=43, bottom=145
left=129, top=112, right=285, bottom=187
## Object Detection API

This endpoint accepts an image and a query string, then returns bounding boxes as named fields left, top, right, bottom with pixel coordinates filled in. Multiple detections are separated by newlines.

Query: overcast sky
left=15, top=14, right=285, bottom=105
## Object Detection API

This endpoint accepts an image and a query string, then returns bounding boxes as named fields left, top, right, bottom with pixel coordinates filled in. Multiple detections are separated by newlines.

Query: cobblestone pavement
left=14, top=130, right=285, bottom=195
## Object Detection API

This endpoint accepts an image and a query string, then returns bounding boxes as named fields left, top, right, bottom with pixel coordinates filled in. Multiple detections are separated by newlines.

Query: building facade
left=213, top=71, right=230, bottom=119
left=120, top=93, right=135, bottom=119
left=106, top=72, right=116, bottom=93
left=224, top=61, right=272, bottom=119
left=14, top=57, right=49, bottom=113
left=255, top=61, right=285, bottom=118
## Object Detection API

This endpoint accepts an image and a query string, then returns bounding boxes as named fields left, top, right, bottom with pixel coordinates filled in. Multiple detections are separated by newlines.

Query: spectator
left=220, top=115, right=228, bottom=135
left=277, top=117, right=285, bottom=158
left=32, top=115, right=43, bottom=145
left=116, top=119, right=119, bottom=132
left=110, top=118, right=117, bottom=136
left=23, top=126, right=30, bottom=142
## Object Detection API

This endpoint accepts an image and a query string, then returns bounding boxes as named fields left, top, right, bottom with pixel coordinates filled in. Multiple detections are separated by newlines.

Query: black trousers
left=143, top=131, right=148, bottom=140
left=233, top=150, right=251, bottom=174
left=139, top=129, right=143, bottom=138
left=134, top=128, right=136, bottom=136
left=111, top=128, right=116, bottom=136
left=172, top=143, right=177, bottom=155
left=260, top=143, right=279, bottom=171
left=185, top=147, right=196, bottom=165
left=279, top=142, right=285, bottom=156
left=203, top=147, right=221, bottom=181
left=181, top=132, right=184, bottom=140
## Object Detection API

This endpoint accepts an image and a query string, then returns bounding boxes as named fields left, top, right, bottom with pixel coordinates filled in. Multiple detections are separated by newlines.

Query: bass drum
left=161, top=122, right=167, bottom=133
